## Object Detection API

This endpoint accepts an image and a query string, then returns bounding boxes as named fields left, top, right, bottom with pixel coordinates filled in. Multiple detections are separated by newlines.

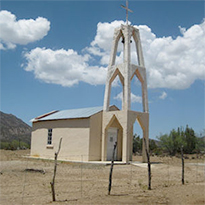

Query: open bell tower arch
left=101, top=2, right=149, bottom=163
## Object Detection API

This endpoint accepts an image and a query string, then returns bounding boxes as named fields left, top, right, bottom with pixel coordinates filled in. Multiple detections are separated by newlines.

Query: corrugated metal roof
left=32, top=106, right=103, bottom=122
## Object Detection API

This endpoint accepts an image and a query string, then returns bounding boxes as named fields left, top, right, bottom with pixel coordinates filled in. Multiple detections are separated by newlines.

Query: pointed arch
left=130, top=74, right=143, bottom=112
left=130, top=66, right=148, bottom=112
left=104, top=114, right=123, bottom=161
left=105, top=114, right=122, bottom=130
left=105, top=68, right=125, bottom=110
left=110, top=68, right=124, bottom=85
left=130, top=67, right=144, bottom=83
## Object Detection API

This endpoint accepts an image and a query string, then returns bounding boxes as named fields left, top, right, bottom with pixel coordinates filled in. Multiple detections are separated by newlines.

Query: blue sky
left=1, top=0, right=204, bottom=139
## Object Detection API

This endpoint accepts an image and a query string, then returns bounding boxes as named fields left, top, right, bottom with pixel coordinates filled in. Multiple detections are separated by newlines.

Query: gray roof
left=32, top=106, right=103, bottom=122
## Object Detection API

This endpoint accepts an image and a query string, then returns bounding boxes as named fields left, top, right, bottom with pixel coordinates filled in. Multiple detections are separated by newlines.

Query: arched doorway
left=104, top=115, right=123, bottom=161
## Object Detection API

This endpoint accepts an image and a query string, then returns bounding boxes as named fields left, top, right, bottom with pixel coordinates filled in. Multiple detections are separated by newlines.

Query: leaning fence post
left=50, top=137, right=62, bottom=201
left=181, top=145, right=184, bottom=185
left=108, top=141, right=117, bottom=195
left=143, top=138, right=151, bottom=190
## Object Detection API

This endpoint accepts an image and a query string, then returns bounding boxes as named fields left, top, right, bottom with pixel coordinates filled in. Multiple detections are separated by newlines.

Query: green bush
left=157, top=125, right=204, bottom=155
left=0, top=140, right=30, bottom=150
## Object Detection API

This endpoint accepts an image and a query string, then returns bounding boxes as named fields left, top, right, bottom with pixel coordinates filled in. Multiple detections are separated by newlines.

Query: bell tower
left=101, top=1, right=149, bottom=163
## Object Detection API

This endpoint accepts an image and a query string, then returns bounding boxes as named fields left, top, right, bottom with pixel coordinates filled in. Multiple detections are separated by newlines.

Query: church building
left=30, top=2, right=149, bottom=163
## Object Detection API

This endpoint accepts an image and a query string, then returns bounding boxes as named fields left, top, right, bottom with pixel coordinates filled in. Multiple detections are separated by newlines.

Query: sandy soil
left=0, top=150, right=204, bottom=205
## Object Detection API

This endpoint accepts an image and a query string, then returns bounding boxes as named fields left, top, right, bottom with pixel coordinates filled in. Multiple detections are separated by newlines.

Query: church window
left=47, top=129, right=52, bottom=145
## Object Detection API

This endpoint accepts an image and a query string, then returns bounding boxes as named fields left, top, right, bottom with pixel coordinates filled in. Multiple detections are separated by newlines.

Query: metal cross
left=121, top=0, right=133, bottom=25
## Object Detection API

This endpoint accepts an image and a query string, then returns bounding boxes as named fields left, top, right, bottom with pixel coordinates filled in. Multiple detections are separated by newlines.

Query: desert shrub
left=0, top=140, right=30, bottom=150
left=157, top=125, right=204, bottom=155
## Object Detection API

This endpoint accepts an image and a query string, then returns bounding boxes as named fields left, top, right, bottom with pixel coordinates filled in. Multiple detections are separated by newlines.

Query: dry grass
left=0, top=150, right=204, bottom=205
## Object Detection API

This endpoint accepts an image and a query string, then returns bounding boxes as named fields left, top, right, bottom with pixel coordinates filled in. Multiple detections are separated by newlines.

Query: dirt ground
left=0, top=150, right=204, bottom=205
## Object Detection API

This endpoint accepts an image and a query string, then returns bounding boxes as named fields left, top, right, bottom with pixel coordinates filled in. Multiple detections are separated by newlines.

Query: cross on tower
left=121, top=0, right=133, bottom=25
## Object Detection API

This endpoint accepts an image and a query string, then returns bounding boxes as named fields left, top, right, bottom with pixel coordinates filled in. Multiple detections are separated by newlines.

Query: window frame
left=47, top=128, right=53, bottom=145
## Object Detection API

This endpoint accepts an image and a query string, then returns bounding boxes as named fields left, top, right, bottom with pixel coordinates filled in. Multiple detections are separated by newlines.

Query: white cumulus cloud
left=142, top=20, right=205, bottom=89
left=23, top=47, right=107, bottom=87
left=114, top=92, right=142, bottom=103
left=0, top=10, right=50, bottom=50
left=23, top=19, right=205, bottom=90
left=87, top=20, right=205, bottom=90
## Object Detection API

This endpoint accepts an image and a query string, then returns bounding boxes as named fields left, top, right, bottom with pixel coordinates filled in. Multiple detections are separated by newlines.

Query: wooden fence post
left=50, top=137, right=62, bottom=201
left=108, top=141, right=117, bottom=195
left=181, top=145, right=184, bottom=185
left=143, top=138, right=151, bottom=190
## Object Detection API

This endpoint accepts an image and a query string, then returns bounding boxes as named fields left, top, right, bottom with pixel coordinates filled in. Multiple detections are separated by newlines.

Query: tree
left=183, top=125, right=196, bottom=154
left=195, top=132, right=205, bottom=154
left=149, top=139, right=157, bottom=151
left=133, top=134, right=142, bottom=153
left=157, top=125, right=200, bottom=155
left=133, top=135, right=158, bottom=154
left=157, top=133, right=174, bottom=155
left=157, top=128, right=186, bottom=156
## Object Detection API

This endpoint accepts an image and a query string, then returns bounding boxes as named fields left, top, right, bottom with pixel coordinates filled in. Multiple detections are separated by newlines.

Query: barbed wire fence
left=0, top=151, right=204, bottom=205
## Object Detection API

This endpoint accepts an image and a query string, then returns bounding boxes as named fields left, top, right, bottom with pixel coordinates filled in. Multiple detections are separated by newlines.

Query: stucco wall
left=89, top=112, right=102, bottom=161
left=31, top=118, right=90, bottom=161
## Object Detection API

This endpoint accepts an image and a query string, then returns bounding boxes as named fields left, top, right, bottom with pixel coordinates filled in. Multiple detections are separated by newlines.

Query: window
left=110, top=137, right=113, bottom=142
left=47, top=129, right=52, bottom=145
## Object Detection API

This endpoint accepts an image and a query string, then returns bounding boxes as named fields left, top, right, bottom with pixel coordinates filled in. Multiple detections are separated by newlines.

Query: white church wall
left=30, top=118, right=90, bottom=161
left=89, top=112, right=102, bottom=161
left=31, top=125, right=50, bottom=158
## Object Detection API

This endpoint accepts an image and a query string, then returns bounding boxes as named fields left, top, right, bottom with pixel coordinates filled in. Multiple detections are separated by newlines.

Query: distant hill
left=0, top=111, right=31, bottom=145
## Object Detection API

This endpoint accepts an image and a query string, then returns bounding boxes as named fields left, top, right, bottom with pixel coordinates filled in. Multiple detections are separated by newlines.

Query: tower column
left=103, top=80, right=111, bottom=111
left=122, top=25, right=132, bottom=111
left=121, top=110, right=129, bottom=163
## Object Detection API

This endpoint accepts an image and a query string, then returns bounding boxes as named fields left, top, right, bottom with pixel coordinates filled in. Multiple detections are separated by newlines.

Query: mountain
left=0, top=111, right=31, bottom=145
